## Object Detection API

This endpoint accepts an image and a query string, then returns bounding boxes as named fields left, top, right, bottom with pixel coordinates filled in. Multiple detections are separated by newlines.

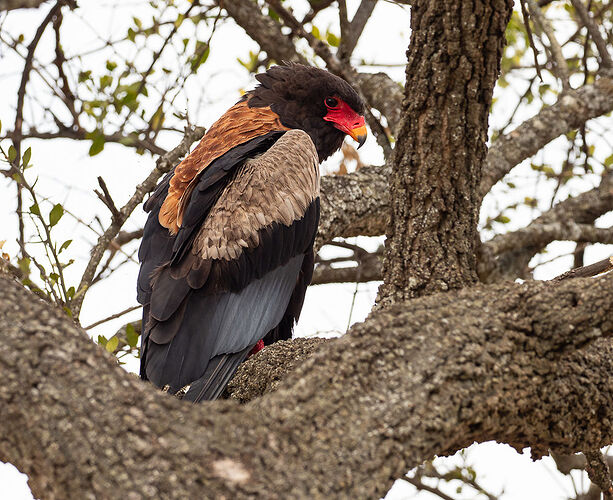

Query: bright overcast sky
left=1, top=1, right=611, bottom=499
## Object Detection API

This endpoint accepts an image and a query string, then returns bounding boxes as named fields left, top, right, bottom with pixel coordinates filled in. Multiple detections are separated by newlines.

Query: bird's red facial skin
left=323, top=98, right=367, bottom=148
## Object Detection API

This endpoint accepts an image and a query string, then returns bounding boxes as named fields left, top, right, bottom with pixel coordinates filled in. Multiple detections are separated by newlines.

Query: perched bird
left=137, top=63, right=367, bottom=402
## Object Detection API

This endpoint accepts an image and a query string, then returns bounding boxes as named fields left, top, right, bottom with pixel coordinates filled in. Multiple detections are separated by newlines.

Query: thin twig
left=70, top=125, right=206, bottom=318
left=12, top=2, right=64, bottom=258
left=405, top=475, right=456, bottom=500
left=552, top=255, right=613, bottom=282
left=570, top=0, right=613, bottom=69
left=526, top=0, right=571, bottom=90
left=83, top=305, right=142, bottom=330
left=95, top=176, right=121, bottom=222
left=519, top=0, right=543, bottom=81
left=118, top=0, right=200, bottom=134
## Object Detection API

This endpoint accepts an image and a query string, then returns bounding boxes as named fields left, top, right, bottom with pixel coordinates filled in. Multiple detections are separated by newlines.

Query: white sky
left=0, top=1, right=612, bottom=499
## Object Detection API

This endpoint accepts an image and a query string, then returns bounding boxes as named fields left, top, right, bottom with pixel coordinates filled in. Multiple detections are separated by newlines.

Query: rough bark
left=480, top=76, right=613, bottom=198
left=0, top=0, right=47, bottom=10
left=379, top=0, right=513, bottom=305
left=2, top=268, right=613, bottom=499
left=316, top=164, right=390, bottom=251
left=479, top=168, right=613, bottom=282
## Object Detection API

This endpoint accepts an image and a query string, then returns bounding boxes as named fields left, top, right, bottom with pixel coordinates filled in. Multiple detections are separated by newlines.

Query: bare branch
left=3, top=265, right=613, bottom=497
left=70, top=126, right=206, bottom=318
left=525, top=0, right=571, bottom=90
left=312, top=244, right=382, bottom=285
left=83, top=305, right=142, bottom=330
left=338, top=0, right=377, bottom=60
left=553, top=256, right=613, bottom=282
left=4, top=127, right=168, bottom=156
left=480, top=76, right=613, bottom=198
left=317, top=164, right=390, bottom=250
left=570, top=0, right=613, bottom=69
left=404, top=475, right=457, bottom=500
left=0, top=0, right=48, bottom=11
left=94, top=177, right=121, bottom=223
left=484, top=222, right=613, bottom=257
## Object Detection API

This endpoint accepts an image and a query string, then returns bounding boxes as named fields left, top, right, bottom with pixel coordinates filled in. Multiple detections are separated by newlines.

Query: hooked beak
left=347, top=124, right=368, bottom=149
left=323, top=100, right=368, bottom=149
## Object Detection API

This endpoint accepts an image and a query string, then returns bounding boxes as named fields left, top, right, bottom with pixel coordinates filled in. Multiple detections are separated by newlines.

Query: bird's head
left=246, top=63, right=367, bottom=161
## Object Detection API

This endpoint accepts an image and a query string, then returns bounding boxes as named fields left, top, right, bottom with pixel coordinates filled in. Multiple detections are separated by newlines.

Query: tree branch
left=570, top=0, right=613, bottom=69
left=316, top=164, right=390, bottom=250
left=480, top=76, right=613, bottom=198
left=70, top=126, right=205, bottom=318
left=479, top=168, right=613, bottom=282
left=338, top=0, right=377, bottom=61
left=3, top=269, right=613, bottom=498
left=0, top=0, right=48, bottom=11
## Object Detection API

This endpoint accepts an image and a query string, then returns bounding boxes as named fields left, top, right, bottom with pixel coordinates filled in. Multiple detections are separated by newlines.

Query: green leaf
left=494, top=215, right=511, bottom=224
left=127, top=27, right=136, bottom=42
left=78, top=70, right=92, bottom=83
left=126, top=323, right=139, bottom=348
left=97, top=335, right=107, bottom=346
left=326, top=31, right=340, bottom=47
left=0, top=120, right=2, bottom=135
left=267, top=7, right=279, bottom=21
left=106, top=60, right=117, bottom=71
left=17, top=257, right=30, bottom=275
left=49, top=272, right=59, bottom=284
left=105, top=336, right=119, bottom=353
left=29, top=203, right=40, bottom=216
left=190, top=43, right=210, bottom=72
left=66, top=286, right=75, bottom=299
left=99, top=75, right=113, bottom=89
left=89, top=134, right=105, bottom=156
left=49, top=203, right=64, bottom=227
left=59, top=239, right=72, bottom=253
left=604, top=154, right=613, bottom=168
left=22, top=147, right=31, bottom=166
left=8, top=145, right=17, bottom=162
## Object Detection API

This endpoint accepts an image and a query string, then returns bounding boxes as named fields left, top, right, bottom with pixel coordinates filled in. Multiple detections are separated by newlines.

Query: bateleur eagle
left=137, top=63, right=367, bottom=402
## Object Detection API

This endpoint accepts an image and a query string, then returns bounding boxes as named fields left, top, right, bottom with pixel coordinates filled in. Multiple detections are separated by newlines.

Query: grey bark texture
left=1, top=269, right=613, bottom=499
left=0, top=0, right=47, bottom=10
left=379, top=0, right=513, bottom=305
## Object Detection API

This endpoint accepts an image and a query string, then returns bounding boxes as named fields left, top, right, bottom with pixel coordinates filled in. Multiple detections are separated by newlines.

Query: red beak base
left=323, top=100, right=367, bottom=148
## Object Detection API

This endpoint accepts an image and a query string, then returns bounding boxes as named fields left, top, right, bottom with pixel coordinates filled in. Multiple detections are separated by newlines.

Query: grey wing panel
left=144, top=254, right=304, bottom=392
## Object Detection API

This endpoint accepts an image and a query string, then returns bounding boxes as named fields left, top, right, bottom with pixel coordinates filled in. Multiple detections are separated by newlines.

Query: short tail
left=181, top=346, right=253, bottom=402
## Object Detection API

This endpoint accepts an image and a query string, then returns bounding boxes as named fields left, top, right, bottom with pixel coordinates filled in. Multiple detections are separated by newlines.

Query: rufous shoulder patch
left=159, top=100, right=289, bottom=233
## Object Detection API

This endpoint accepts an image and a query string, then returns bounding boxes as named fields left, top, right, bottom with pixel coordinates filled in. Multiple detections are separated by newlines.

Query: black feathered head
left=246, top=63, right=367, bottom=161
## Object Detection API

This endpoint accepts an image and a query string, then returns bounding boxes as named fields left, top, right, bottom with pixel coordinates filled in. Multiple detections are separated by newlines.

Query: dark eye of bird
left=325, top=97, right=339, bottom=108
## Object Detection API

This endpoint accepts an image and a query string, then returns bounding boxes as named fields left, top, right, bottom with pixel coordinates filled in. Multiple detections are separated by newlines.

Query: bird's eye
left=325, top=97, right=339, bottom=108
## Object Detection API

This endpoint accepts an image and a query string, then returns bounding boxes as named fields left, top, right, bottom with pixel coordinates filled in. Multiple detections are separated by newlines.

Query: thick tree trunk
left=378, top=0, right=513, bottom=305
left=1, top=270, right=613, bottom=499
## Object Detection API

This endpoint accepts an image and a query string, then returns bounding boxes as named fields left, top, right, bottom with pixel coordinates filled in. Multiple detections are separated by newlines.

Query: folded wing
left=139, top=129, right=320, bottom=402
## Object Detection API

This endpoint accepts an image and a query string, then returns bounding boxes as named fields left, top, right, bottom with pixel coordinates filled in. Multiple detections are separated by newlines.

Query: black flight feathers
left=138, top=130, right=320, bottom=402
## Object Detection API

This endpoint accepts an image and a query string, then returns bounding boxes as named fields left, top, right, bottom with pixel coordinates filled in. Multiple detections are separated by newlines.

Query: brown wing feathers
left=140, top=129, right=321, bottom=399
left=194, top=130, right=319, bottom=262
left=159, top=100, right=289, bottom=234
